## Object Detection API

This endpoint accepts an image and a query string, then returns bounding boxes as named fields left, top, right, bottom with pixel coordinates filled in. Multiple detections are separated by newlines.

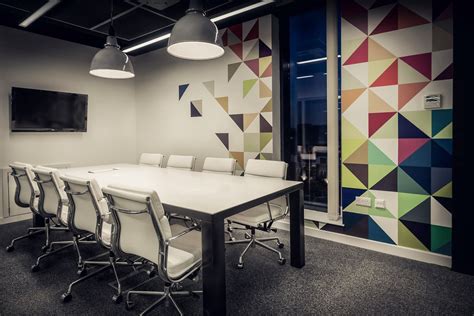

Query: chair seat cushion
left=228, top=204, right=284, bottom=227
left=166, top=224, right=202, bottom=279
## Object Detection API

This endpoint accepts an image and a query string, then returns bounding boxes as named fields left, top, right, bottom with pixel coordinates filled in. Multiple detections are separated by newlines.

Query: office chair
left=60, top=175, right=145, bottom=303
left=103, top=185, right=202, bottom=316
left=5, top=162, right=47, bottom=252
left=166, top=155, right=196, bottom=170
left=202, top=157, right=236, bottom=175
left=30, top=166, right=81, bottom=272
left=226, top=159, right=289, bottom=269
left=139, top=153, right=164, bottom=167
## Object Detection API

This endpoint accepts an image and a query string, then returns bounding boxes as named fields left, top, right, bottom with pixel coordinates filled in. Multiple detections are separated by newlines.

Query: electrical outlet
left=375, top=199, right=386, bottom=209
left=355, top=196, right=371, bottom=207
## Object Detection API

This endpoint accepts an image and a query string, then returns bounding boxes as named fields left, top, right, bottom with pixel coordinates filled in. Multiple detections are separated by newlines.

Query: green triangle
left=371, top=114, right=397, bottom=138
left=243, top=79, right=258, bottom=97
left=228, top=62, right=241, bottom=81
left=260, top=133, right=272, bottom=150
left=342, top=165, right=367, bottom=189
left=398, top=192, right=430, bottom=218
left=398, top=221, right=429, bottom=251
left=342, top=117, right=366, bottom=140
left=368, top=202, right=395, bottom=218
left=368, top=141, right=396, bottom=166
left=368, top=165, right=396, bottom=188
left=401, top=111, right=431, bottom=137
left=344, top=191, right=373, bottom=214
left=433, top=122, right=452, bottom=139
left=431, top=225, right=451, bottom=251
left=397, top=168, right=428, bottom=195
left=342, top=139, right=367, bottom=162
left=245, top=40, right=259, bottom=60
left=433, top=182, right=452, bottom=198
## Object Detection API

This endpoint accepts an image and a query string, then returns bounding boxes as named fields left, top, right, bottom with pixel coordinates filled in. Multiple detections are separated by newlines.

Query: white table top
left=62, top=164, right=302, bottom=220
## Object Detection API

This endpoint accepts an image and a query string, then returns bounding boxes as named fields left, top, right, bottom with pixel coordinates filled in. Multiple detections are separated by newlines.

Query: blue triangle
left=342, top=188, right=366, bottom=209
left=431, top=140, right=452, bottom=168
left=398, top=114, right=429, bottom=138
left=179, top=84, right=189, bottom=100
left=400, top=141, right=431, bottom=167
left=368, top=217, right=395, bottom=244
left=400, top=199, right=431, bottom=224
left=400, top=166, right=431, bottom=193
left=434, top=241, right=451, bottom=256
left=432, top=109, right=452, bottom=136
left=431, top=167, right=452, bottom=194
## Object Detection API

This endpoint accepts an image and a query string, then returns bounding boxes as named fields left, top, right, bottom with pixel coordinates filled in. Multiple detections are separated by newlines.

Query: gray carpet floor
left=1, top=219, right=474, bottom=315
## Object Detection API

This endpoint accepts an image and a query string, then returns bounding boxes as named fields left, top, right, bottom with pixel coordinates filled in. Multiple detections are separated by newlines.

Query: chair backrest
left=244, top=159, right=289, bottom=216
left=61, top=175, right=107, bottom=238
left=9, top=162, right=38, bottom=209
left=202, top=157, right=236, bottom=175
left=32, top=166, right=66, bottom=218
left=166, top=155, right=196, bottom=170
left=102, top=185, right=172, bottom=268
left=139, top=153, right=164, bottom=167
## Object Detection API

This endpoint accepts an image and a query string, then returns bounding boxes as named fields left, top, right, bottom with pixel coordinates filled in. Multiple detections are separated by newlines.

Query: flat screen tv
left=10, top=87, right=88, bottom=132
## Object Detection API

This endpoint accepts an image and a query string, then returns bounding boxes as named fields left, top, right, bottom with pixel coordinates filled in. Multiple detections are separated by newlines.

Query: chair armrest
left=167, top=225, right=199, bottom=243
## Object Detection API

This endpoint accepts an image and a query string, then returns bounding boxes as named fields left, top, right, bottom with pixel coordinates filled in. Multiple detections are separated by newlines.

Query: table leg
left=289, top=188, right=305, bottom=268
left=201, top=218, right=226, bottom=316
left=33, top=214, right=45, bottom=227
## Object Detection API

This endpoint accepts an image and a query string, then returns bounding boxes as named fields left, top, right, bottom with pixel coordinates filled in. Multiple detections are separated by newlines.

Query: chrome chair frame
left=60, top=179, right=145, bottom=303
left=105, top=192, right=202, bottom=316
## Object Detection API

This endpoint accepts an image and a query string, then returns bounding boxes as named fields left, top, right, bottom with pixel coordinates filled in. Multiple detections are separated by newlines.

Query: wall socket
left=375, top=199, right=386, bottom=209
left=355, top=196, right=371, bottom=207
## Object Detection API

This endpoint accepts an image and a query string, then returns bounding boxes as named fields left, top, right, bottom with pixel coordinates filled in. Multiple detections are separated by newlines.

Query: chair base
left=226, top=228, right=286, bottom=268
left=126, top=282, right=202, bottom=316
left=5, top=227, right=46, bottom=252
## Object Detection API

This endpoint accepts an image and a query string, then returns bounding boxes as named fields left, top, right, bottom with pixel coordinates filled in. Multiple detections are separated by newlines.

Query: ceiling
left=0, top=0, right=275, bottom=55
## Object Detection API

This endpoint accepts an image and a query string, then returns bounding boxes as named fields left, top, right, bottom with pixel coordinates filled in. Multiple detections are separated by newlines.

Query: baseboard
left=0, top=213, right=32, bottom=225
left=273, top=219, right=452, bottom=268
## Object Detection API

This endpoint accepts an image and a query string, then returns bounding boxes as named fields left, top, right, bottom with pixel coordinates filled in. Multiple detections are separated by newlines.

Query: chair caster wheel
left=31, top=264, right=40, bottom=272
left=77, top=268, right=87, bottom=277
left=236, top=263, right=244, bottom=269
left=278, top=243, right=284, bottom=249
left=146, top=269, right=156, bottom=278
left=244, top=235, right=251, bottom=239
left=112, top=294, right=122, bottom=304
left=229, top=237, right=236, bottom=242
left=61, top=292, right=72, bottom=303
left=278, top=258, right=286, bottom=265
left=125, top=301, right=135, bottom=311
left=6, top=245, right=14, bottom=252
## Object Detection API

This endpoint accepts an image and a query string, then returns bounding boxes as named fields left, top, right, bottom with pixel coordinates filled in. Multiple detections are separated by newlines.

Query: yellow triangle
left=398, top=59, right=430, bottom=84
left=368, top=58, right=396, bottom=86
left=342, top=165, right=367, bottom=189
left=368, top=89, right=395, bottom=113
left=259, top=57, right=272, bottom=76
left=342, top=117, right=366, bottom=140
left=434, top=182, right=452, bottom=198
left=243, top=113, right=258, bottom=130
left=261, top=99, right=272, bottom=112
left=344, top=140, right=368, bottom=164
left=398, top=221, right=429, bottom=251
left=434, top=122, right=452, bottom=139
left=342, top=139, right=367, bottom=161
left=259, top=80, right=272, bottom=98
left=368, top=38, right=395, bottom=62
left=215, top=97, right=228, bottom=113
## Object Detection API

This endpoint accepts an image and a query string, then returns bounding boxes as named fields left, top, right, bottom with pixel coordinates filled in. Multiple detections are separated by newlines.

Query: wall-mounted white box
left=356, top=196, right=371, bottom=207
left=424, top=94, right=442, bottom=109
left=375, top=199, right=386, bottom=209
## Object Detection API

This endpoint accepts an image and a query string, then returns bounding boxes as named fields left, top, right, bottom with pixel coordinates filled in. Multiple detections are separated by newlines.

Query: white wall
left=0, top=26, right=137, bottom=216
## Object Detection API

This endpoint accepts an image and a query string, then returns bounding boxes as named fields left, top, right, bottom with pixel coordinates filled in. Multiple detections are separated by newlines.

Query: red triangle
left=244, top=59, right=259, bottom=76
left=398, top=5, right=430, bottom=29
left=228, top=24, right=243, bottom=41
left=343, top=38, right=368, bottom=65
left=244, top=20, right=259, bottom=41
left=400, top=53, right=431, bottom=80
left=261, top=63, right=272, bottom=77
left=371, top=59, right=398, bottom=87
left=371, top=5, right=398, bottom=35
left=229, top=43, right=243, bottom=60
left=341, top=0, right=368, bottom=34
left=369, top=112, right=396, bottom=136
left=398, top=82, right=429, bottom=110
left=399, top=138, right=430, bottom=163
left=222, top=29, right=228, bottom=47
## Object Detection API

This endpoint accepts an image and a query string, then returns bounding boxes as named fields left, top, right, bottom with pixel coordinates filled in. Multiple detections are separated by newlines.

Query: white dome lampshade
left=167, top=0, right=224, bottom=60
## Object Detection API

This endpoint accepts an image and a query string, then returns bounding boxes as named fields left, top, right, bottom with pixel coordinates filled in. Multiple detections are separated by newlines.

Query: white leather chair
left=6, top=162, right=46, bottom=252
left=102, top=185, right=202, bottom=315
left=202, top=157, right=236, bottom=175
left=30, top=166, right=76, bottom=272
left=166, top=155, right=196, bottom=170
left=226, top=159, right=289, bottom=268
left=139, top=153, right=164, bottom=167
left=60, top=175, right=144, bottom=303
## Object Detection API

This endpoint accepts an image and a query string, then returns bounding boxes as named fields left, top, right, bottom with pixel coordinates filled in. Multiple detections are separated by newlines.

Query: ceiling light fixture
left=297, top=55, right=341, bottom=65
left=89, top=0, right=135, bottom=79
left=19, top=0, right=61, bottom=28
left=123, top=0, right=274, bottom=54
left=167, top=0, right=224, bottom=60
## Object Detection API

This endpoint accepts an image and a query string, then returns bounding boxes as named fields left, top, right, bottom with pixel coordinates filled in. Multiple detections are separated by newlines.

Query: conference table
left=36, top=164, right=305, bottom=315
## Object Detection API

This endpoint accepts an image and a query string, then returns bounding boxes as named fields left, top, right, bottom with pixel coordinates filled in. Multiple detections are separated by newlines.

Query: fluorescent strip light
left=123, top=0, right=274, bottom=53
left=297, top=54, right=341, bottom=65
left=296, top=75, right=314, bottom=79
left=19, top=0, right=61, bottom=28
